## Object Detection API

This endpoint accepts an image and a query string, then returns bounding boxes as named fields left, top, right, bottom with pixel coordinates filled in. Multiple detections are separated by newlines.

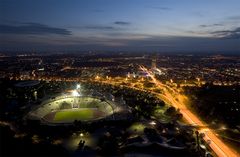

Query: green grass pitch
left=54, top=109, right=94, bottom=121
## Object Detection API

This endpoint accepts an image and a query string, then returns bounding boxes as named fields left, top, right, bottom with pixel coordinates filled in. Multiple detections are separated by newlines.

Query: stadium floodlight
left=76, top=84, right=81, bottom=89
left=72, top=90, right=80, bottom=97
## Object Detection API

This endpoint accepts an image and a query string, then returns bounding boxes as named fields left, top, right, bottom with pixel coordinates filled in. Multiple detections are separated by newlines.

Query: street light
left=95, top=75, right=100, bottom=80
left=149, top=121, right=156, bottom=125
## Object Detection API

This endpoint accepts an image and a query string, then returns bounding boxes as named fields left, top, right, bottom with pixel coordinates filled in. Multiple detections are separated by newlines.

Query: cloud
left=72, top=23, right=129, bottom=31
left=211, top=27, right=240, bottom=39
left=84, top=25, right=116, bottom=30
left=114, top=21, right=130, bottom=25
left=227, top=16, right=240, bottom=20
left=212, top=24, right=224, bottom=26
left=199, top=24, right=224, bottom=28
left=0, top=23, right=71, bottom=35
left=199, top=25, right=207, bottom=28
left=149, top=6, right=171, bottom=10
left=1, top=32, right=240, bottom=52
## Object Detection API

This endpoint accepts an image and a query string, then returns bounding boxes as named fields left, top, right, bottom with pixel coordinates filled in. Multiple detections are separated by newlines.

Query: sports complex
left=27, top=89, right=116, bottom=125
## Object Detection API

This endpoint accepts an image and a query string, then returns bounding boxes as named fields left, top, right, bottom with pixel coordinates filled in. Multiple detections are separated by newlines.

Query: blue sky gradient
left=0, top=0, right=240, bottom=53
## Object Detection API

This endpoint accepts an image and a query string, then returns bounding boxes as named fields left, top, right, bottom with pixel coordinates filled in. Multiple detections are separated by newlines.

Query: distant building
left=151, top=55, right=157, bottom=69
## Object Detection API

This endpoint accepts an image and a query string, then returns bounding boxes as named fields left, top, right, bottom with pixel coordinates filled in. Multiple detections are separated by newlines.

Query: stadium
left=27, top=89, right=116, bottom=125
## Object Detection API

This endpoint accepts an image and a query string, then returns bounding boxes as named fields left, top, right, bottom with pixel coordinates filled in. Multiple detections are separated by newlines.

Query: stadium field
left=29, top=95, right=115, bottom=124
left=54, top=109, right=94, bottom=122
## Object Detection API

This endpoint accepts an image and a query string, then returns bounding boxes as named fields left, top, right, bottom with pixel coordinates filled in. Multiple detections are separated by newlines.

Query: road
left=139, top=66, right=238, bottom=157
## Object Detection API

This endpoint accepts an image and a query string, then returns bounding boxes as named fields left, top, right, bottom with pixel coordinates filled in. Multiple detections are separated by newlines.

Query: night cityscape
left=0, top=1, right=240, bottom=157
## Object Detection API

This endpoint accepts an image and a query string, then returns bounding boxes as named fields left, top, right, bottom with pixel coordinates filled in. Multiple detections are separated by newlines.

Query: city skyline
left=1, top=0, right=240, bottom=53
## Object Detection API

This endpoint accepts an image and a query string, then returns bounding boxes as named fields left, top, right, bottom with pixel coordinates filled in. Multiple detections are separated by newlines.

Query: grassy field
left=54, top=109, right=94, bottom=122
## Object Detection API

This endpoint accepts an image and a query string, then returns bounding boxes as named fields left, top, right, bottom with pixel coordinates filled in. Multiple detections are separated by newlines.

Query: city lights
left=1, top=0, right=239, bottom=156
left=72, top=90, right=80, bottom=97
left=76, top=84, right=81, bottom=89
left=149, top=121, right=156, bottom=125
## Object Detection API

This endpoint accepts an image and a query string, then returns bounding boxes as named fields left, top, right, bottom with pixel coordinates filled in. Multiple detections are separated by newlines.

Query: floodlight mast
left=71, top=84, right=81, bottom=108
left=77, top=84, right=81, bottom=95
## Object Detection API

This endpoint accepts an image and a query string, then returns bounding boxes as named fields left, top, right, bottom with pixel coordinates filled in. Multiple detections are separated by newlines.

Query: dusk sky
left=1, top=0, right=240, bottom=53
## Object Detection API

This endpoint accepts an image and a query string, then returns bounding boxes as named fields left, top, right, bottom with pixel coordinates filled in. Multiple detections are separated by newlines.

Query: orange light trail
left=140, top=65, right=238, bottom=157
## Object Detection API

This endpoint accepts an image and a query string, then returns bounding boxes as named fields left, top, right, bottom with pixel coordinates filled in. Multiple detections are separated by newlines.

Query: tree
left=165, top=106, right=176, bottom=116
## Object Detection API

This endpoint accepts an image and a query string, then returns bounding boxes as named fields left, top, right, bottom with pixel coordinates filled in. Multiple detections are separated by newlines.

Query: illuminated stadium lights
left=72, top=90, right=80, bottom=97
left=27, top=95, right=116, bottom=124
left=76, top=84, right=81, bottom=89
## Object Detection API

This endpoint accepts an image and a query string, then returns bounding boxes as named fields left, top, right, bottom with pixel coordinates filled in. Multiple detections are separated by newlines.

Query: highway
left=139, top=65, right=238, bottom=157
